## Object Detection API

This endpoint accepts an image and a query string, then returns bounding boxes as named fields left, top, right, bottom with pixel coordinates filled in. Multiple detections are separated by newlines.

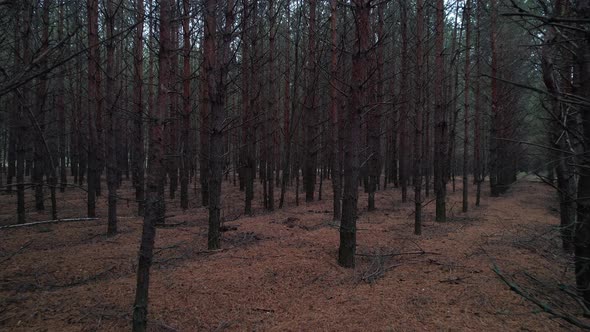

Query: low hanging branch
left=492, top=264, right=590, bottom=330
left=0, top=217, right=99, bottom=230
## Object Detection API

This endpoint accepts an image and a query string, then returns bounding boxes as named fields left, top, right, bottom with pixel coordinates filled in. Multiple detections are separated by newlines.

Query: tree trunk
left=303, top=0, right=318, bottom=202
left=399, top=1, right=409, bottom=203
left=180, top=0, right=191, bottom=210
left=462, top=0, right=471, bottom=213
left=329, top=0, right=341, bottom=220
left=133, top=0, right=146, bottom=216
left=87, top=0, right=99, bottom=218
left=434, top=0, right=447, bottom=221
left=132, top=0, right=172, bottom=329
left=339, top=0, right=369, bottom=268
left=414, top=0, right=424, bottom=235
left=106, top=0, right=118, bottom=236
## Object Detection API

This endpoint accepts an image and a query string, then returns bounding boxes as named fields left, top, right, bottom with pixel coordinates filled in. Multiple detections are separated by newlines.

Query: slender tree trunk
left=57, top=2, right=67, bottom=193
left=87, top=0, right=99, bottom=218
left=367, top=2, right=384, bottom=212
left=180, top=0, right=191, bottom=210
left=399, top=2, right=409, bottom=203
left=329, top=0, right=341, bottom=220
left=474, top=0, right=482, bottom=207
left=132, top=0, right=172, bottom=329
left=279, top=1, right=291, bottom=209
left=462, top=0, right=471, bottom=213
left=106, top=0, right=118, bottom=236
left=489, top=0, right=500, bottom=197
left=303, top=0, right=318, bottom=202
left=339, top=0, right=369, bottom=268
left=414, top=0, right=424, bottom=235
left=242, top=0, right=255, bottom=215
left=434, top=0, right=447, bottom=221
left=16, top=0, right=32, bottom=224
left=133, top=0, right=146, bottom=216
left=572, top=2, right=590, bottom=301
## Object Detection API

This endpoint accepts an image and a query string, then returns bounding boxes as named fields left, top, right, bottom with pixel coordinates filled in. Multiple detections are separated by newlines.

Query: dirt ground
left=0, top=175, right=587, bottom=331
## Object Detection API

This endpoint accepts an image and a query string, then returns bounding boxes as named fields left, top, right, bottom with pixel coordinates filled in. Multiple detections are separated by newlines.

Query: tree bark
left=434, top=0, right=447, bottom=221
left=414, top=0, right=425, bottom=235
left=132, top=0, right=173, bottom=329
left=462, top=0, right=471, bottom=213
left=303, top=0, right=318, bottom=202
left=339, top=0, right=369, bottom=268
left=105, top=0, right=118, bottom=236
left=133, top=0, right=146, bottom=216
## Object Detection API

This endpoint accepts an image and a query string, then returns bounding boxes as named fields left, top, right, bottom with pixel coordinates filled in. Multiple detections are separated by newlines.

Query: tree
left=339, top=0, right=369, bottom=268
left=105, top=0, right=119, bottom=236
left=303, top=0, right=318, bottom=203
left=132, top=0, right=173, bottom=329
left=133, top=0, right=146, bottom=216
left=434, top=0, right=448, bottom=222
left=462, top=0, right=471, bottom=213
left=414, top=0, right=425, bottom=235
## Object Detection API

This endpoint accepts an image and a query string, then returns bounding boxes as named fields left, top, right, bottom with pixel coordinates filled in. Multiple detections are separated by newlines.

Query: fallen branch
left=156, top=221, right=186, bottom=228
left=356, top=250, right=440, bottom=257
left=0, top=240, right=33, bottom=264
left=0, top=217, right=99, bottom=230
left=50, top=266, right=116, bottom=289
left=439, top=276, right=471, bottom=284
left=492, top=264, right=590, bottom=329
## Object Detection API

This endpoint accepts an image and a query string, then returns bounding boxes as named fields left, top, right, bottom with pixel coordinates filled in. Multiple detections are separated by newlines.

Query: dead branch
left=355, top=250, right=440, bottom=257
left=0, top=240, right=33, bottom=264
left=156, top=221, right=187, bottom=228
left=0, top=217, right=99, bottom=230
left=492, top=264, right=590, bottom=329
left=49, top=266, right=116, bottom=289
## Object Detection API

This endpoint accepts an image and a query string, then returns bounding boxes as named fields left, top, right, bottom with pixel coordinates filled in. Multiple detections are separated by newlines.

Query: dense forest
left=1, top=0, right=590, bottom=330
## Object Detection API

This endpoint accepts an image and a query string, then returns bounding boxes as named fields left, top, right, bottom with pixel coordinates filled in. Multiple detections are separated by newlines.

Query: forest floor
left=0, top=175, right=587, bottom=331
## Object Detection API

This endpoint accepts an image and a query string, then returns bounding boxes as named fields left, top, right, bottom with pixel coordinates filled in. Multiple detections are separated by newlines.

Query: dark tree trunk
left=462, top=0, right=471, bottom=213
left=399, top=1, right=409, bottom=203
left=133, top=0, right=146, bottom=216
left=132, top=0, right=172, bottom=329
left=106, top=0, right=118, bottom=236
left=329, top=0, right=341, bottom=220
left=180, top=0, right=191, bottom=210
left=87, top=0, right=99, bottom=218
left=414, top=0, right=425, bottom=235
left=434, top=0, right=447, bottom=221
left=339, top=0, right=369, bottom=268
left=573, top=0, right=590, bottom=304
left=303, top=0, right=318, bottom=202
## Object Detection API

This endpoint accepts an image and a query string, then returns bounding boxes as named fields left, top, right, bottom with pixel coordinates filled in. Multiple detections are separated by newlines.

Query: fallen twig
left=492, top=264, right=590, bottom=329
left=0, top=240, right=33, bottom=264
left=0, top=217, right=99, bottom=230
left=356, top=250, right=440, bottom=257
left=50, top=266, right=116, bottom=289
left=156, top=221, right=187, bottom=228
left=439, top=276, right=471, bottom=284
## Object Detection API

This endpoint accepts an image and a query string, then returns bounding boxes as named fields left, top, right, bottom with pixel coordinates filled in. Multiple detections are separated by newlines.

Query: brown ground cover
left=0, top=177, right=586, bottom=331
